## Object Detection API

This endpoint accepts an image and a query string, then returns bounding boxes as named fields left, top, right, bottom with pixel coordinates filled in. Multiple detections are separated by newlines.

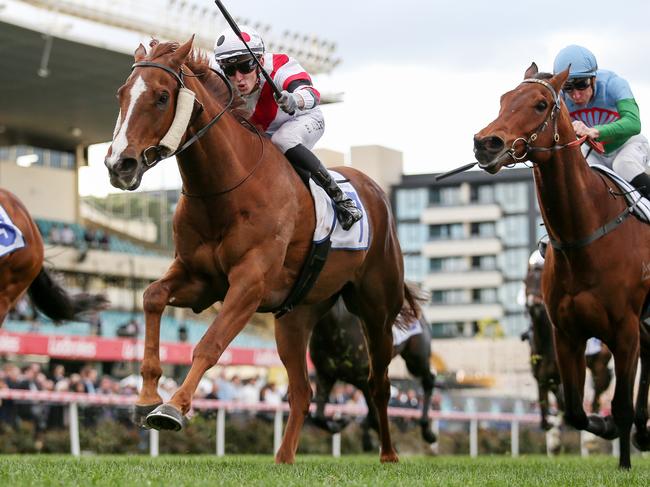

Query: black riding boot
left=285, top=144, right=363, bottom=230
left=631, top=172, right=650, bottom=200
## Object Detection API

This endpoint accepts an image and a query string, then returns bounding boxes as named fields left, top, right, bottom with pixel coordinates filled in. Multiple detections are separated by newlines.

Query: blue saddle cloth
left=0, top=204, right=26, bottom=258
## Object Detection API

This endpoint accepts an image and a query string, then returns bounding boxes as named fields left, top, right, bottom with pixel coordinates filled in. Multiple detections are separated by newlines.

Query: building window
left=430, top=256, right=468, bottom=273
left=398, top=223, right=428, bottom=252
left=497, top=215, right=529, bottom=246
left=472, top=287, right=497, bottom=304
left=470, top=184, right=495, bottom=204
left=471, top=255, right=497, bottom=270
left=396, top=188, right=428, bottom=219
left=470, top=221, right=496, bottom=238
left=404, top=254, right=427, bottom=282
left=429, top=223, right=465, bottom=240
left=429, top=186, right=462, bottom=206
left=498, top=248, right=529, bottom=280
left=498, top=280, right=526, bottom=312
left=495, top=182, right=529, bottom=213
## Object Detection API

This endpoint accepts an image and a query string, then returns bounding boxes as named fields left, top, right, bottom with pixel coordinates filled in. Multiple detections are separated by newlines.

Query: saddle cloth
left=309, top=170, right=370, bottom=250
left=0, top=204, right=25, bottom=258
left=589, top=163, right=650, bottom=223
left=392, top=317, right=423, bottom=347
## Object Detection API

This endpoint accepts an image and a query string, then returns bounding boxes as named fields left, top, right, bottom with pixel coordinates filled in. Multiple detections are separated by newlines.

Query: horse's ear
left=171, top=35, right=194, bottom=67
left=134, top=43, right=147, bottom=62
left=524, top=62, right=538, bottom=79
left=550, top=67, right=570, bottom=93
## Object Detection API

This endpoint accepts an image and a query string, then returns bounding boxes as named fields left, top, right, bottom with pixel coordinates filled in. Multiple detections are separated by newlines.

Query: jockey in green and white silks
left=553, top=45, right=650, bottom=198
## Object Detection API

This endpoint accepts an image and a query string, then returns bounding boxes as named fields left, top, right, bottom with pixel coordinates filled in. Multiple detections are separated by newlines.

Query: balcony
left=422, top=238, right=503, bottom=258
left=421, top=204, right=502, bottom=225
left=423, top=270, right=503, bottom=290
left=423, top=303, right=504, bottom=323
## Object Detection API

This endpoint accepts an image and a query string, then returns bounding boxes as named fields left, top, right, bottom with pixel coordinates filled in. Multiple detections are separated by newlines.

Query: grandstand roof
left=0, top=20, right=130, bottom=153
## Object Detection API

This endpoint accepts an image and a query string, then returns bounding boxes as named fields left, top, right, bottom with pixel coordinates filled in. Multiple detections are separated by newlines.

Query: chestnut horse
left=474, top=64, right=650, bottom=469
left=523, top=261, right=612, bottom=431
left=310, top=293, right=437, bottom=450
left=0, top=189, right=108, bottom=325
left=104, top=38, right=415, bottom=464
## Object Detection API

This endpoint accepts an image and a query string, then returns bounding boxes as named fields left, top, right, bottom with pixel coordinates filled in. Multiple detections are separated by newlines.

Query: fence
left=0, top=389, right=618, bottom=458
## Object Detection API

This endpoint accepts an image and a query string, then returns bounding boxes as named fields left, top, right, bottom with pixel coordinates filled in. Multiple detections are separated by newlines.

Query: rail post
left=149, top=429, right=159, bottom=457
left=273, top=408, right=283, bottom=453
left=69, top=402, right=80, bottom=457
left=469, top=418, right=478, bottom=457
left=216, top=407, right=225, bottom=457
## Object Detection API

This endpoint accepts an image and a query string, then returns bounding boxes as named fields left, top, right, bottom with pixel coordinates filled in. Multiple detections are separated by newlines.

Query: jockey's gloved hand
left=275, top=90, right=300, bottom=114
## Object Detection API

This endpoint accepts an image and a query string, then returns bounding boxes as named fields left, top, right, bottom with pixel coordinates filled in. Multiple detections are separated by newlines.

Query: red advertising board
left=0, top=331, right=282, bottom=366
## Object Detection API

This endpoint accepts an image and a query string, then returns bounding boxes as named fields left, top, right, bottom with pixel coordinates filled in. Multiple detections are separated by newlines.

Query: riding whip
left=435, top=162, right=477, bottom=181
left=213, top=0, right=291, bottom=111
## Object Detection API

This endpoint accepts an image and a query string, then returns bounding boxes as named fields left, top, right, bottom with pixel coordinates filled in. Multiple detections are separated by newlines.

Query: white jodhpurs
left=271, top=108, right=325, bottom=153
left=583, top=134, right=650, bottom=182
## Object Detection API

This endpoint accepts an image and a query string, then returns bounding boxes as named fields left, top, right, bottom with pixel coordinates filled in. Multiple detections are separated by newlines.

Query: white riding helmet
left=528, top=249, right=545, bottom=268
left=214, top=25, right=265, bottom=63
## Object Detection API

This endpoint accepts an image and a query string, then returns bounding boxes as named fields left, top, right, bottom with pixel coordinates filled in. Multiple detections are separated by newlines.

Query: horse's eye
left=535, top=101, right=548, bottom=112
left=157, top=92, right=170, bottom=107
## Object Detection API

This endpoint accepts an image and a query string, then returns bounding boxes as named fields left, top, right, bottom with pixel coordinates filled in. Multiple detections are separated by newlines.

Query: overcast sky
left=8, top=0, right=648, bottom=194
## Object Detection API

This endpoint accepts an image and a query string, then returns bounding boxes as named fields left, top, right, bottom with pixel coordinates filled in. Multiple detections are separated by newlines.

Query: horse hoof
left=145, top=404, right=187, bottom=431
left=380, top=451, right=399, bottom=463
left=133, top=402, right=162, bottom=429
left=588, top=414, right=619, bottom=440
left=632, top=430, right=650, bottom=451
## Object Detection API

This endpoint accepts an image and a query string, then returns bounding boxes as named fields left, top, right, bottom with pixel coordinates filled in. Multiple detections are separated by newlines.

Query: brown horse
left=104, top=38, right=415, bottom=464
left=0, top=189, right=108, bottom=325
left=523, top=260, right=612, bottom=431
left=474, top=64, right=650, bottom=469
left=309, top=293, right=437, bottom=450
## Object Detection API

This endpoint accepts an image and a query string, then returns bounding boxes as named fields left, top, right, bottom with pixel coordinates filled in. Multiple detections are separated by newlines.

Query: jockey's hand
left=275, top=90, right=300, bottom=114
left=572, top=120, right=600, bottom=139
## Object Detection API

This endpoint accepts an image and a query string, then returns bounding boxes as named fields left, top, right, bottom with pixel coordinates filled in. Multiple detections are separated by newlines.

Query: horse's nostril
left=485, top=136, right=505, bottom=152
left=117, top=157, right=138, bottom=174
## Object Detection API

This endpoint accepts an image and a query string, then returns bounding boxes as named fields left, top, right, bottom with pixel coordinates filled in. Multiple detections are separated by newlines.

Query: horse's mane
left=147, top=39, right=251, bottom=121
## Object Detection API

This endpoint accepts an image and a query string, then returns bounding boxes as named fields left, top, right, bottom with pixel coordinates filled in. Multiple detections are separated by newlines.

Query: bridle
left=499, top=78, right=588, bottom=163
left=511, top=79, right=639, bottom=251
left=131, top=61, right=234, bottom=168
left=129, top=60, right=266, bottom=197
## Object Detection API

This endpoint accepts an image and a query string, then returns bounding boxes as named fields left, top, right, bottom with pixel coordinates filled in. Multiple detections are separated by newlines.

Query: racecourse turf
left=0, top=455, right=649, bottom=486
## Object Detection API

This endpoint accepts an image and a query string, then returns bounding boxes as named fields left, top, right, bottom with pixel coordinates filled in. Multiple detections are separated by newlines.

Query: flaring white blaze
left=106, top=76, right=147, bottom=168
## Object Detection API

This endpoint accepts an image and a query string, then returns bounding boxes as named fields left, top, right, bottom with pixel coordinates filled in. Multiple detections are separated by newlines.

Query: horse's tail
left=394, top=281, right=427, bottom=330
left=28, top=267, right=109, bottom=322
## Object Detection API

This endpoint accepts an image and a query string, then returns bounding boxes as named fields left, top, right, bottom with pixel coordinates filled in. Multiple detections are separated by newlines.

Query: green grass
left=0, top=455, right=649, bottom=486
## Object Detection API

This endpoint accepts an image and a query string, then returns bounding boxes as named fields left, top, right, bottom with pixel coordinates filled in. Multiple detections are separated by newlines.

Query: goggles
left=220, top=58, right=257, bottom=77
left=563, top=78, right=591, bottom=93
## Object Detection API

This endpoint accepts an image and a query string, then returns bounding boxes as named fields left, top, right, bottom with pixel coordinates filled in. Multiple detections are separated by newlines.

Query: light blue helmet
left=553, top=45, right=598, bottom=79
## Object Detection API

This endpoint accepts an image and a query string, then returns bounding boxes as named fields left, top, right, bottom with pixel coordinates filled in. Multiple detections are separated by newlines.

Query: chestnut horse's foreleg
left=608, top=320, right=640, bottom=469
left=273, top=306, right=322, bottom=464
left=349, top=283, right=400, bottom=463
left=136, top=262, right=212, bottom=423
left=165, top=262, right=266, bottom=416
left=553, top=328, right=589, bottom=431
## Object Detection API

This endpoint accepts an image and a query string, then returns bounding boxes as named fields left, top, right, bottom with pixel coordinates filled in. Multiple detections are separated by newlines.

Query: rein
left=131, top=61, right=266, bottom=197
